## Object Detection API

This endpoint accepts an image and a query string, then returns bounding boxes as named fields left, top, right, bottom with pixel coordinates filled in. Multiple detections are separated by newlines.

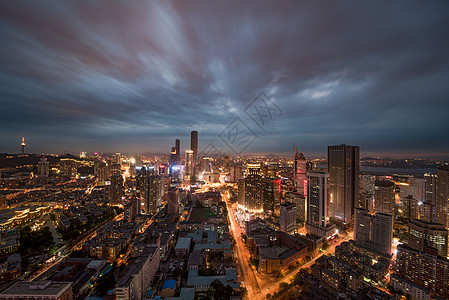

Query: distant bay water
left=316, top=163, right=437, bottom=176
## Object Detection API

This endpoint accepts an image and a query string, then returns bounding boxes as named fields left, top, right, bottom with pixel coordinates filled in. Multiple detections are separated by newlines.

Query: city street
left=223, top=188, right=353, bottom=300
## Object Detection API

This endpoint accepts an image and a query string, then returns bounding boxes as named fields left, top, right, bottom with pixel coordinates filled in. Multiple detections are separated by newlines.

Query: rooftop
left=0, top=281, right=72, bottom=296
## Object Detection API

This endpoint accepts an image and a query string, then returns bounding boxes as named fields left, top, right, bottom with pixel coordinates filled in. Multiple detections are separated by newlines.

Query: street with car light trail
left=222, top=189, right=353, bottom=300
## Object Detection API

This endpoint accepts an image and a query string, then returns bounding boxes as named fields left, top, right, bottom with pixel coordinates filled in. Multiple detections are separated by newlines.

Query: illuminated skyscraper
left=175, top=138, right=180, bottom=164
left=185, top=150, right=194, bottom=181
left=280, top=202, right=297, bottom=234
left=306, top=171, right=335, bottom=238
left=374, top=180, right=395, bottom=216
left=294, top=145, right=306, bottom=197
left=262, top=177, right=281, bottom=216
left=244, top=163, right=263, bottom=214
left=424, top=173, right=437, bottom=205
left=328, top=144, right=360, bottom=225
left=190, top=131, right=198, bottom=182
left=354, top=208, right=393, bottom=256
left=436, top=165, right=449, bottom=228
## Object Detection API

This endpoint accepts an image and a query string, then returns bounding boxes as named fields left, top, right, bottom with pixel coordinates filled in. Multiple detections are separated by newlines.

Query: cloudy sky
left=1, top=1, right=448, bottom=157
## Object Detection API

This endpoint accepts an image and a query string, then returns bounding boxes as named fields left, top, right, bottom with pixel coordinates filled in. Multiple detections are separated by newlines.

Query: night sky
left=1, top=1, right=448, bottom=156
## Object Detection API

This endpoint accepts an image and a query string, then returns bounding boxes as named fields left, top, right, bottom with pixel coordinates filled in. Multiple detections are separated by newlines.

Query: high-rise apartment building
left=396, top=244, right=449, bottom=298
left=408, top=219, right=448, bottom=257
left=436, top=165, right=449, bottom=228
left=285, top=192, right=306, bottom=223
left=354, top=208, right=393, bottom=256
left=294, top=145, right=306, bottom=197
left=109, top=174, right=124, bottom=205
left=374, top=180, right=395, bottom=216
left=305, top=171, right=335, bottom=238
left=424, top=173, right=437, bottom=205
left=167, top=188, right=179, bottom=215
left=262, top=178, right=281, bottom=216
left=280, top=202, right=297, bottom=234
left=137, top=170, right=163, bottom=214
left=328, top=144, right=359, bottom=225
left=402, top=196, right=419, bottom=221
left=190, top=131, right=198, bottom=182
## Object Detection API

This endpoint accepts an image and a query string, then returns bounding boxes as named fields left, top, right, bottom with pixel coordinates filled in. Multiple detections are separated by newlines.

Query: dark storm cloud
left=0, top=1, right=448, bottom=155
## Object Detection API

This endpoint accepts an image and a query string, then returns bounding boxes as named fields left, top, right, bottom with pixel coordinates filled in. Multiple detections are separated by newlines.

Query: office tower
left=167, top=188, right=179, bottom=215
left=396, top=244, right=449, bottom=298
left=229, top=165, right=243, bottom=183
left=190, top=131, right=198, bottom=182
left=294, top=145, right=307, bottom=197
left=109, top=174, right=124, bottom=205
left=175, top=138, right=180, bottom=164
left=374, top=180, right=395, bottom=216
left=244, top=164, right=263, bottom=214
left=137, top=169, right=163, bottom=214
left=408, top=219, right=448, bottom=257
left=170, top=147, right=177, bottom=166
left=358, top=193, right=374, bottom=211
left=306, top=171, right=336, bottom=238
left=20, top=137, right=25, bottom=155
left=402, top=196, right=419, bottom=221
left=201, top=157, right=212, bottom=173
left=261, top=178, right=281, bottom=216
left=328, top=144, right=360, bottom=225
left=280, top=202, right=297, bottom=234
left=436, top=165, right=449, bottom=228
left=285, top=192, right=306, bottom=223
left=38, top=155, right=49, bottom=177
left=419, top=202, right=436, bottom=223
left=185, top=150, right=194, bottom=181
left=354, top=208, right=393, bottom=256
left=424, top=173, right=437, bottom=205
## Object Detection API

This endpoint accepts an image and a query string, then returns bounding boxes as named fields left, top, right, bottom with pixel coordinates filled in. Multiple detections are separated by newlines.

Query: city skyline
left=1, top=1, right=449, bottom=155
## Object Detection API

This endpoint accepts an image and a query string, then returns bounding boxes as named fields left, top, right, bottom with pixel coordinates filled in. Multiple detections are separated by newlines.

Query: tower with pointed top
left=21, top=137, right=26, bottom=155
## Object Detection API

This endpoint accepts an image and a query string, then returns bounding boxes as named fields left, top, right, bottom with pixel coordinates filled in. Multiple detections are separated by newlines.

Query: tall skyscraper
left=374, top=180, right=395, bottom=216
left=305, top=171, right=335, bottom=238
left=407, top=219, right=448, bottom=257
left=424, top=173, right=437, bottom=205
left=138, top=169, right=163, bottom=214
left=185, top=150, right=194, bottom=181
left=436, top=165, right=449, bottom=228
left=285, top=192, right=306, bottom=223
left=261, top=177, right=281, bottom=216
left=328, top=144, right=360, bottom=225
left=280, top=202, right=297, bottom=234
left=354, top=208, right=393, bottom=256
left=109, top=174, right=124, bottom=205
left=190, top=131, right=198, bottom=182
left=244, top=164, right=263, bottom=215
left=294, top=145, right=307, bottom=197
left=175, top=138, right=180, bottom=164
left=20, top=137, right=25, bottom=155
left=167, top=188, right=179, bottom=215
